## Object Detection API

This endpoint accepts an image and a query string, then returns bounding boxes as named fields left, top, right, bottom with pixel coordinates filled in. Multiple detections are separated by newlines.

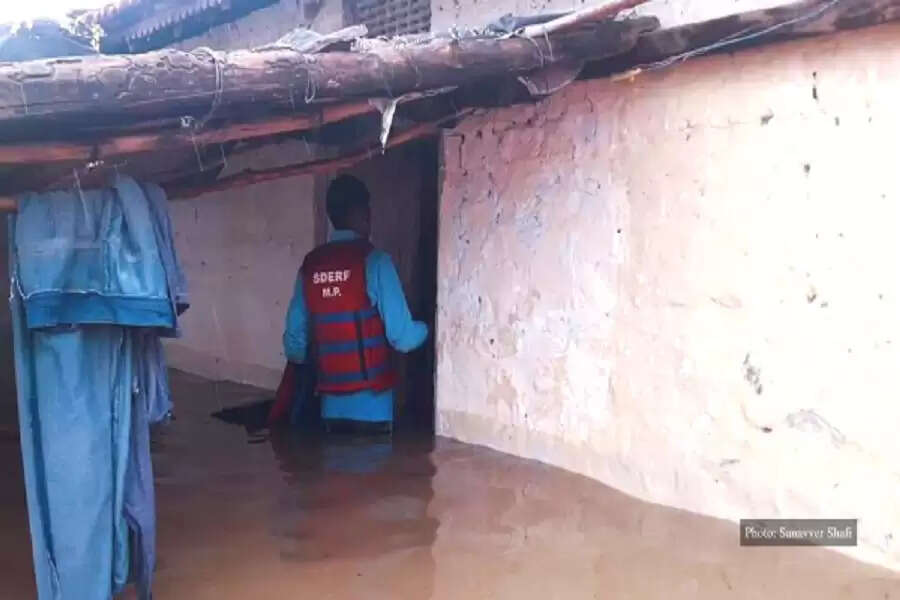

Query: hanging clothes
left=10, top=176, right=188, bottom=600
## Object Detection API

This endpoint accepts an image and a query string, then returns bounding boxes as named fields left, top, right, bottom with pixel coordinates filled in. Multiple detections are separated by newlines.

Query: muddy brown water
left=1, top=370, right=898, bottom=599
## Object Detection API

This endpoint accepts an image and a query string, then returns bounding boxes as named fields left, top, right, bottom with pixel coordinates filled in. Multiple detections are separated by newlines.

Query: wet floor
left=1, top=370, right=899, bottom=599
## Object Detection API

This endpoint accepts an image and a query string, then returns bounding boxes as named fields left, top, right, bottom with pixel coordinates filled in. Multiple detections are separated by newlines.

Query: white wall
left=435, top=22, right=900, bottom=569
left=166, top=140, right=323, bottom=389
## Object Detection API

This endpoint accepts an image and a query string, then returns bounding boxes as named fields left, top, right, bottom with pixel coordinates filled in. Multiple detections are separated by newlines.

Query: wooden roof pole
left=0, top=100, right=374, bottom=165
left=0, top=18, right=658, bottom=129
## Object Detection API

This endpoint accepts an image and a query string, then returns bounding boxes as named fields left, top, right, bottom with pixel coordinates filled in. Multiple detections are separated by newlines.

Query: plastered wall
left=435, top=23, right=900, bottom=569
left=166, top=140, right=323, bottom=389
left=431, top=0, right=786, bottom=31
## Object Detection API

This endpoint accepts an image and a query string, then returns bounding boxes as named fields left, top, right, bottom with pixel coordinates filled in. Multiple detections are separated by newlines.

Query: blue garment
left=11, top=176, right=187, bottom=600
left=15, top=177, right=175, bottom=331
left=283, top=230, right=428, bottom=423
left=10, top=307, right=134, bottom=600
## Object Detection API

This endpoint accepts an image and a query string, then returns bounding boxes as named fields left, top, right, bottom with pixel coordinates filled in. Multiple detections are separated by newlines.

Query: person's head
left=326, top=174, right=371, bottom=238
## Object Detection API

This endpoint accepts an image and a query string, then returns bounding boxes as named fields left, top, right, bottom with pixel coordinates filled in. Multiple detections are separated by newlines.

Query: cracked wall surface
left=436, top=23, right=900, bottom=569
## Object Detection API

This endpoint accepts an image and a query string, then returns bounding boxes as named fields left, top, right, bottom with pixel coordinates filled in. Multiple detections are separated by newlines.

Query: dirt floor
left=1, top=370, right=898, bottom=599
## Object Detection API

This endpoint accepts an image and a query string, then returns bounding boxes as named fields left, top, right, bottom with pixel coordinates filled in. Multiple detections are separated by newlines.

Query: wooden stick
left=169, top=115, right=466, bottom=200
left=600, top=0, right=900, bottom=70
left=519, top=0, right=650, bottom=37
left=0, top=101, right=374, bottom=165
left=0, top=19, right=656, bottom=130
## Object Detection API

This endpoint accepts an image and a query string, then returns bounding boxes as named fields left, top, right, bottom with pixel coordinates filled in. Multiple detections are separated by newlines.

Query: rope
left=192, top=47, right=226, bottom=130
left=304, top=65, right=319, bottom=103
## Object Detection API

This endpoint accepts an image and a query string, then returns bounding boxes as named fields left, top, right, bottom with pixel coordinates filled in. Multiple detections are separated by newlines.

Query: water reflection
left=268, top=429, right=438, bottom=567
left=2, top=371, right=898, bottom=600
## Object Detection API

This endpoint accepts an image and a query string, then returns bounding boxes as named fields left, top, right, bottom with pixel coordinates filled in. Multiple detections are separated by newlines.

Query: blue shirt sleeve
left=282, top=271, right=309, bottom=364
left=366, top=250, right=428, bottom=353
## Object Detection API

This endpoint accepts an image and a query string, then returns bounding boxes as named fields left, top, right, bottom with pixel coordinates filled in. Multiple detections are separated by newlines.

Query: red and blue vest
left=302, top=239, right=395, bottom=395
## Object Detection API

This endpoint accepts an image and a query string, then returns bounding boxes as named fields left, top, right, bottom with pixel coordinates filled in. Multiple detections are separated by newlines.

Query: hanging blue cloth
left=10, top=175, right=188, bottom=600
left=14, top=177, right=175, bottom=331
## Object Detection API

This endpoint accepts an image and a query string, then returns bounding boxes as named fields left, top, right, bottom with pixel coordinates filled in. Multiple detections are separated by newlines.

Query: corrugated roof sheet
left=87, top=0, right=150, bottom=27
left=90, top=0, right=228, bottom=31
left=117, top=0, right=229, bottom=44
left=86, top=0, right=296, bottom=53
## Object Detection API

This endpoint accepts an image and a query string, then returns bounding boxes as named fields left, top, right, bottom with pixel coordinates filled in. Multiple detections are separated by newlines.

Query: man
left=282, top=175, right=428, bottom=433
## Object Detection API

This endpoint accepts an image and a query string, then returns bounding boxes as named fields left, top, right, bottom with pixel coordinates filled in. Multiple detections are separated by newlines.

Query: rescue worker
left=283, top=174, right=428, bottom=434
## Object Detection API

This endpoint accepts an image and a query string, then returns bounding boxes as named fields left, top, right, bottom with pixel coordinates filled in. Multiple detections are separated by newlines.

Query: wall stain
left=743, top=354, right=763, bottom=395
left=711, top=295, right=742, bottom=309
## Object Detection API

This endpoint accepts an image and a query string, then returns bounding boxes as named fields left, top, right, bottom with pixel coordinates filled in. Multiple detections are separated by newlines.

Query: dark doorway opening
left=343, top=138, right=440, bottom=434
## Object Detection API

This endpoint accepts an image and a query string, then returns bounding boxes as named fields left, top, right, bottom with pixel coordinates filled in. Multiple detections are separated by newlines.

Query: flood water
left=1, top=370, right=898, bottom=599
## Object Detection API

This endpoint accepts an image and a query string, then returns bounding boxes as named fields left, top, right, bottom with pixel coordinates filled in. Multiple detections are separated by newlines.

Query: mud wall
left=435, top=23, right=900, bottom=569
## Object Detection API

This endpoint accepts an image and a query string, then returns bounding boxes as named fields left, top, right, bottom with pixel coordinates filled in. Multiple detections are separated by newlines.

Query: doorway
left=341, top=138, right=440, bottom=433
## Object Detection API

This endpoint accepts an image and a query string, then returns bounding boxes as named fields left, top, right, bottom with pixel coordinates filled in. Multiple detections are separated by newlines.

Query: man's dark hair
left=326, top=175, right=370, bottom=229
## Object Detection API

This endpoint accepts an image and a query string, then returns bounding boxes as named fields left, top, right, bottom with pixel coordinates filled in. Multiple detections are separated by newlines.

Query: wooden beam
left=0, top=18, right=658, bottom=133
left=637, top=0, right=900, bottom=56
left=586, top=0, right=900, bottom=78
left=168, top=116, right=465, bottom=200
left=0, top=100, right=373, bottom=165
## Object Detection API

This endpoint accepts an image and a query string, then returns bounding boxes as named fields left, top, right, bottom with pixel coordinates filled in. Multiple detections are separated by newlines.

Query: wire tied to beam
left=543, top=30, right=555, bottom=62
left=305, top=68, right=319, bottom=103
left=192, top=47, right=226, bottom=130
